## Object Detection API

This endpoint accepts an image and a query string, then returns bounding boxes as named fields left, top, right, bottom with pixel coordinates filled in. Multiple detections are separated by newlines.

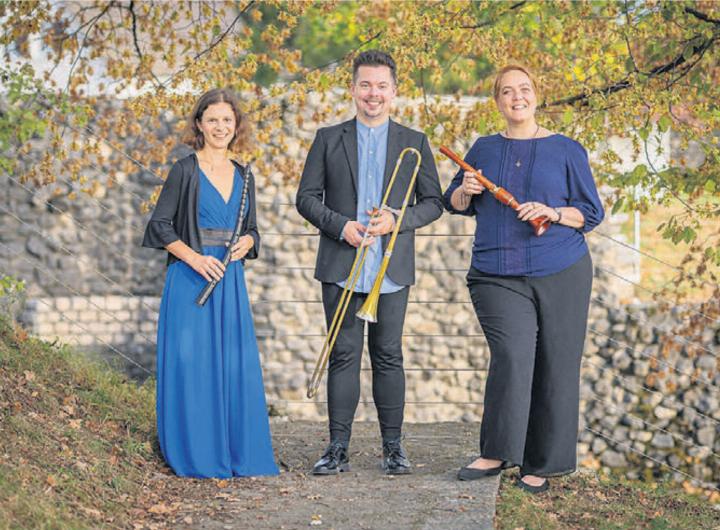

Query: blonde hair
left=493, top=64, right=539, bottom=100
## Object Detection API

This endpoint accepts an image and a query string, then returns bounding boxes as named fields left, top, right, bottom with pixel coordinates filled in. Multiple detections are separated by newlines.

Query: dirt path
left=167, top=421, right=499, bottom=530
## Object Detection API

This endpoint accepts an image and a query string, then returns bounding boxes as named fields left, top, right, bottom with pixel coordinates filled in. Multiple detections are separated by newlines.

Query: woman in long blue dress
left=142, top=89, right=278, bottom=478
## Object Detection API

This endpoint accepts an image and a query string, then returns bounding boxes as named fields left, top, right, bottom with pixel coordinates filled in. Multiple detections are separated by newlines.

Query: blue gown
left=156, top=168, right=279, bottom=478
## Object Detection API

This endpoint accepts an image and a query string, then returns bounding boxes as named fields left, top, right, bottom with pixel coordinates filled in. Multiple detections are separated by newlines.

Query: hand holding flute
left=460, top=170, right=486, bottom=197
left=440, top=145, right=551, bottom=236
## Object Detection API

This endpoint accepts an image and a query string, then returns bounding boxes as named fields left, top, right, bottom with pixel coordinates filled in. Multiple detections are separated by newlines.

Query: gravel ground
left=176, top=420, right=500, bottom=530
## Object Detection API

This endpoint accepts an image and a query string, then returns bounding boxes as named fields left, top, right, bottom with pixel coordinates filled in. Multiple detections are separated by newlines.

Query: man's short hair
left=352, top=50, right=397, bottom=85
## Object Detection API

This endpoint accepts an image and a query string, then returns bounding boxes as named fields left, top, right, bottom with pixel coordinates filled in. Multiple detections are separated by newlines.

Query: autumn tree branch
left=684, top=6, right=720, bottom=25
left=303, top=31, right=383, bottom=75
left=459, top=1, right=528, bottom=29
left=542, top=17, right=718, bottom=108
left=126, top=1, right=163, bottom=87
left=160, top=1, right=255, bottom=89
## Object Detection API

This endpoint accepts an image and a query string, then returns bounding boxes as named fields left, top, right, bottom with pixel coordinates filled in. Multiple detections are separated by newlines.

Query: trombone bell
left=355, top=283, right=380, bottom=323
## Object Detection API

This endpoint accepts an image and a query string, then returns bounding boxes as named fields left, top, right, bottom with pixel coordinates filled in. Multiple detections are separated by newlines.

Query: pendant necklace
left=506, top=124, right=541, bottom=168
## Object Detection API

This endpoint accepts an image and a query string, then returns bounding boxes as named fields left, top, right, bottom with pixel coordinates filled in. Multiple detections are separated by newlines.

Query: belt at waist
left=200, top=228, right=234, bottom=247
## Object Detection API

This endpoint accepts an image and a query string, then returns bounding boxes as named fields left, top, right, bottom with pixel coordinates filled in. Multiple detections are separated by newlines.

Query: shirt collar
left=356, top=118, right=389, bottom=136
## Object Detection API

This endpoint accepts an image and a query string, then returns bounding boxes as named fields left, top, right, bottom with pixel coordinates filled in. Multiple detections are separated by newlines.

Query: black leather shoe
left=457, top=460, right=505, bottom=481
left=516, top=476, right=549, bottom=494
left=312, top=441, right=350, bottom=475
left=382, top=439, right=411, bottom=475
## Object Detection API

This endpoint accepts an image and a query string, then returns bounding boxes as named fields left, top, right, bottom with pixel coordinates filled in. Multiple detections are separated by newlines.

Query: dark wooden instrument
left=440, top=145, right=550, bottom=236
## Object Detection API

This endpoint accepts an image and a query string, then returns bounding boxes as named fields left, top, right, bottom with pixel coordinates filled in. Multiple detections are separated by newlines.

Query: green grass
left=495, top=471, right=720, bottom=529
left=0, top=317, right=158, bottom=530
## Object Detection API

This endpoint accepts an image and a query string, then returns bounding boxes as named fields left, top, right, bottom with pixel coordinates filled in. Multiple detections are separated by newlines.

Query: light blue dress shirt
left=338, top=119, right=403, bottom=294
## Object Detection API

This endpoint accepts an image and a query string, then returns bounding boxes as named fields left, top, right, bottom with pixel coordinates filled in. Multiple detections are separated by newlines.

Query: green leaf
left=631, top=164, right=648, bottom=178
left=681, top=227, right=695, bottom=243
left=683, top=44, right=695, bottom=62
left=657, top=115, right=671, bottom=133
left=611, top=197, right=624, bottom=214
left=562, top=109, right=573, bottom=125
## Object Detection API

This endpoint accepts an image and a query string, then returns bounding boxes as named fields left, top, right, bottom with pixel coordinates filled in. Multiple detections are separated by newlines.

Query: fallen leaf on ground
left=14, top=327, right=28, bottom=342
left=148, top=502, right=175, bottom=514
left=80, top=506, right=102, bottom=519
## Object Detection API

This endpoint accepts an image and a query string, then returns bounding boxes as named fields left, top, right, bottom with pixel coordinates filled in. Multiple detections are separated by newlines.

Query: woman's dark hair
left=352, top=50, right=397, bottom=85
left=182, top=88, right=248, bottom=153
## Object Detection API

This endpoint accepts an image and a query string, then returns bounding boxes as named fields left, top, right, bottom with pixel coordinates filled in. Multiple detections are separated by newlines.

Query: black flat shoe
left=382, top=439, right=412, bottom=475
left=312, top=441, right=350, bottom=475
left=457, top=461, right=505, bottom=481
left=516, top=476, right=549, bottom=494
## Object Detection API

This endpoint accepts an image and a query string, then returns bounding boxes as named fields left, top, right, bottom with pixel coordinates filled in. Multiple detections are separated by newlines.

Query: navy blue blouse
left=443, top=134, right=604, bottom=277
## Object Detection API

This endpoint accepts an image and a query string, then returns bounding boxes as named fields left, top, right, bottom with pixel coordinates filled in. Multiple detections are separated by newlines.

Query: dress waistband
left=200, top=228, right=234, bottom=247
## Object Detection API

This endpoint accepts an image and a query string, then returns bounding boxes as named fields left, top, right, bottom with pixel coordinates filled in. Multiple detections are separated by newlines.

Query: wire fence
left=2, top=144, right=719, bottom=491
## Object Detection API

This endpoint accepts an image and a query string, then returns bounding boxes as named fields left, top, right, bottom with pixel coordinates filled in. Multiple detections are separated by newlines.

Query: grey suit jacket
left=296, top=118, right=443, bottom=286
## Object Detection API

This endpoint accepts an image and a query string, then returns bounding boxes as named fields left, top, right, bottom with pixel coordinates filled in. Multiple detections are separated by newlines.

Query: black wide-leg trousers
left=467, top=253, right=593, bottom=476
left=321, top=283, right=410, bottom=443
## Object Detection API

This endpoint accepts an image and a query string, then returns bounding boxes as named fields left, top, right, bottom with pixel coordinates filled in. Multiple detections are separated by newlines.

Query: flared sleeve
left=565, top=139, right=605, bottom=233
left=142, top=162, right=183, bottom=249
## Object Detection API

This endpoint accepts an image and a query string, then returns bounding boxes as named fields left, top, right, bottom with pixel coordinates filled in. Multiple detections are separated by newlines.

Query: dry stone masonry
left=2, top=93, right=717, bottom=488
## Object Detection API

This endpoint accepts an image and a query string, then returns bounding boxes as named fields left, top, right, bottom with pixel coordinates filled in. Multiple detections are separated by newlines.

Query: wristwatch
left=553, top=207, right=563, bottom=223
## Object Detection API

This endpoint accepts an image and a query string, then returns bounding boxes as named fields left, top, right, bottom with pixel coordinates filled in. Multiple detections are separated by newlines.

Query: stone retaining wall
left=14, top=288, right=720, bottom=486
left=3, top=91, right=716, bottom=485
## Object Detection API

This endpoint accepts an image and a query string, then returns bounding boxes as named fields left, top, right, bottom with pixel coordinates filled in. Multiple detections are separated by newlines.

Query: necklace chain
left=504, top=123, right=541, bottom=140
left=506, top=124, right=541, bottom=168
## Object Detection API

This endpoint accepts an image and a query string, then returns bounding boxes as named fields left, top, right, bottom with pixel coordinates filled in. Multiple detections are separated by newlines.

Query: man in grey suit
left=296, top=50, right=443, bottom=475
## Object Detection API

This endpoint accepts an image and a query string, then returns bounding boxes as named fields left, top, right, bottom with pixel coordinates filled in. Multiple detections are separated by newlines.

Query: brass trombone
left=307, top=147, right=422, bottom=399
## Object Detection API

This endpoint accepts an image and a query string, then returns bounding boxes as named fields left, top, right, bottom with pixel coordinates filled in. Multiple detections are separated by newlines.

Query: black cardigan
left=142, top=153, right=260, bottom=266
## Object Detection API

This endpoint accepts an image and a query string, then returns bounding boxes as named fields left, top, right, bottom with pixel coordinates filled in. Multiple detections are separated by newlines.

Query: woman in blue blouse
left=443, top=65, right=604, bottom=493
left=142, top=89, right=278, bottom=478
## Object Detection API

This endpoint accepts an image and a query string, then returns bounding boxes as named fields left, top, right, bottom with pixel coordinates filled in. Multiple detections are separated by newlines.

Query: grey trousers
left=467, top=253, right=593, bottom=476
left=321, top=283, right=410, bottom=443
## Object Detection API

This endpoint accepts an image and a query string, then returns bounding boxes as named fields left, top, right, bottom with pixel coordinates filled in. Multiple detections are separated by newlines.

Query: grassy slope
left=0, top=317, right=158, bottom=529
left=495, top=472, right=720, bottom=530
